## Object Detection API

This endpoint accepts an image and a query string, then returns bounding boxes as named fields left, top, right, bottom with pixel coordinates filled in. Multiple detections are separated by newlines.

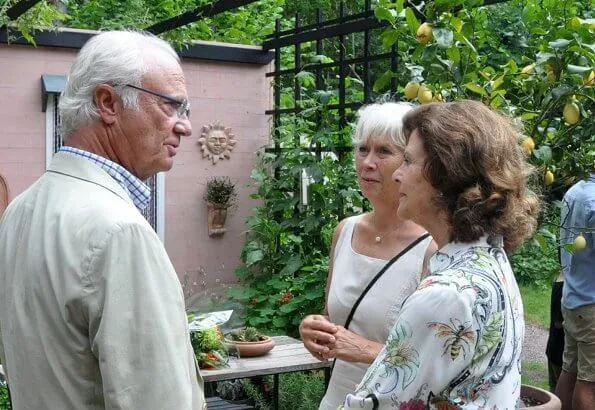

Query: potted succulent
left=225, top=327, right=275, bottom=357
left=520, top=385, right=561, bottom=409
left=204, top=176, right=237, bottom=237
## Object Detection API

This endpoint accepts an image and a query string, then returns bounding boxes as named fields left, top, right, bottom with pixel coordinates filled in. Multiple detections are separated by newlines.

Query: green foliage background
left=232, top=0, right=593, bottom=335
left=2, top=0, right=592, bottom=335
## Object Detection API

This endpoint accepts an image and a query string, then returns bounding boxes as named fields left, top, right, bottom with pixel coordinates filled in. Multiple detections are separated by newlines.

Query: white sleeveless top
left=319, top=215, right=432, bottom=410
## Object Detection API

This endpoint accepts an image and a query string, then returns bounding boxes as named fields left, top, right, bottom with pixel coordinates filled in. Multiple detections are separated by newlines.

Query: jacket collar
left=47, top=152, right=135, bottom=207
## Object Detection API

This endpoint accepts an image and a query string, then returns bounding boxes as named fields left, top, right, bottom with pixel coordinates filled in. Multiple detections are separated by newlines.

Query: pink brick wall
left=0, top=43, right=272, bottom=305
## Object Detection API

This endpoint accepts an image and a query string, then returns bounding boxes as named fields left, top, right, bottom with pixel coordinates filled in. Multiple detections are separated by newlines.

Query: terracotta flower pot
left=207, top=202, right=229, bottom=236
left=226, top=336, right=275, bottom=357
left=520, top=385, right=561, bottom=409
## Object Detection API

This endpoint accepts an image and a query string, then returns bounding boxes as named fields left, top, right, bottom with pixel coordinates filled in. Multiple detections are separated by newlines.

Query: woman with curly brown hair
left=342, top=100, right=540, bottom=409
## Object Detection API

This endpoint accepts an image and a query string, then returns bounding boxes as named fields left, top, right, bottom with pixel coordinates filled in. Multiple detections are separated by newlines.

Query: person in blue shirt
left=555, top=173, right=595, bottom=410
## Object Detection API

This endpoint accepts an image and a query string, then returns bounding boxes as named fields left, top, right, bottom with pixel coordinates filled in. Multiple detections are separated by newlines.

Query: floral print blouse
left=342, top=236, right=524, bottom=409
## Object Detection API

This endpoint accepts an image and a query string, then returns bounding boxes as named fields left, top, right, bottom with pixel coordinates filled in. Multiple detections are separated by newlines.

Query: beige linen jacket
left=0, top=152, right=205, bottom=409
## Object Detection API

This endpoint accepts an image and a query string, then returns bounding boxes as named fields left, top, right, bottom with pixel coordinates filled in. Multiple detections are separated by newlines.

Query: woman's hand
left=325, top=326, right=383, bottom=364
left=299, top=314, right=338, bottom=361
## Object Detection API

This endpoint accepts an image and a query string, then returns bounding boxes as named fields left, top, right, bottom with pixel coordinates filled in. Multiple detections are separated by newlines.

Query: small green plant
left=227, top=327, right=266, bottom=342
left=278, top=371, right=325, bottom=410
left=189, top=327, right=229, bottom=369
left=216, top=380, right=249, bottom=402
left=0, top=380, right=9, bottom=410
left=240, top=378, right=271, bottom=410
left=204, top=177, right=237, bottom=208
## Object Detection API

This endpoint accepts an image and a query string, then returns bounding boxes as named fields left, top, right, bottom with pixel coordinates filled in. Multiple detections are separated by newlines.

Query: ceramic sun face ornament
left=198, top=122, right=237, bottom=164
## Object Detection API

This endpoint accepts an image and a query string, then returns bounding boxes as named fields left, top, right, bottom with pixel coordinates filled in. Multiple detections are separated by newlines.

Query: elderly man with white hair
left=0, top=31, right=205, bottom=409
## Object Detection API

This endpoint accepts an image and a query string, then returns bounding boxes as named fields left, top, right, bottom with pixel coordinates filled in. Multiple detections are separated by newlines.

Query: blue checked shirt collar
left=59, top=146, right=150, bottom=210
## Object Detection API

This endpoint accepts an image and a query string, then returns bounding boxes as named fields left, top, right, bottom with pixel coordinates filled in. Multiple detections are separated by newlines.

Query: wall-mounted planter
left=207, top=202, right=229, bottom=237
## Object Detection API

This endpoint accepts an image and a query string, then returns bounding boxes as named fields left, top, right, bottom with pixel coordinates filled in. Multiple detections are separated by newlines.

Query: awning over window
left=41, top=74, right=66, bottom=112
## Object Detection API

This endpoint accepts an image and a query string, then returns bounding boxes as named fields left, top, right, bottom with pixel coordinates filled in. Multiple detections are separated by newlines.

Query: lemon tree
left=374, top=0, right=593, bottom=195
left=373, top=0, right=593, bottom=282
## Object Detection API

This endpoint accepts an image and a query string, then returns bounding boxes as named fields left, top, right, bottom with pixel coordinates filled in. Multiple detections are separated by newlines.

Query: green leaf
left=521, top=112, right=539, bottom=121
left=464, top=82, right=487, bottom=96
left=457, top=33, right=478, bottom=55
left=492, top=76, right=505, bottom=90
left=227, top=286, right=253, bottom=301
left=272, top=317, right=288, bottom=328
left=314, top=90, right=334, bottom=105
left=279, top=303, right=298, bottom=313
left=374, top=7, right=395, bottom=24
left=295, top=71, right=315, bottom=88
left=235, top=266, right=250, bottom=280
left=548, top=39, right=571, bottom=48
left=245, top=249, right=264, bottom=267
left=551, top=85, right=573, bottom=100
left=310, top=55, right=332, bottom=64
left=269, top=277, right=287, bottom=290
left=534, top=146, right=553, bottom=163
left=446, top=46, right=460, bottom=64
left=450, top=17, right=463, bottom=33
left=535, top=233, right=548, bottom=249
left=566, top=64, right=592, bottom=74
left=395, top=0, right=405, bottom=12
left=562, top=244, right=575, bottom=255
left=381, top=29, right=399, bottom=49
left=279, top=255, right=303, bottom=276
left=538, top=227, right=557, bottom=241
left=405, top=8, right=420, bottom=36
left=433, top=28, right=453, bottom=49
left=305, top=290, right=323, bottom=300
left=248, top=316, right=268, bottom=326
left=373, top=70, right=394, bottom=92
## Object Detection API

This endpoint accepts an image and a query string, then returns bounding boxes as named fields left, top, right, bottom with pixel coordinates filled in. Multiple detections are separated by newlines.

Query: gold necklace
left=372, top=212, right=383, bottom=243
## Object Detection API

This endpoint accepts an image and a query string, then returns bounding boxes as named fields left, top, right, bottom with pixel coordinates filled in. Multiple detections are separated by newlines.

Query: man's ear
left=94, top=85, right=120, bottom=125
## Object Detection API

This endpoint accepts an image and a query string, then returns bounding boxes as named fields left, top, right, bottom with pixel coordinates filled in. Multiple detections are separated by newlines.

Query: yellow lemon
left=432, top=92, right=443, bottom=102
left=416, top=23, right=433, bottom=45
left=545, top=170, right=555, bottom=185
left=584, top=70, right=594, bottom=86
left=521, top=137, right=535, bottom=155
left=404, top=82, right=420, bottom=100
left=519, top=64, right=535, bottom=78
left=569, top=16, right=582, bottom=30
left=573, top=234, right=587, bottom=251
left=563, top=102, right=580, bottom=125
left=417, top=85, right=433, bottom=104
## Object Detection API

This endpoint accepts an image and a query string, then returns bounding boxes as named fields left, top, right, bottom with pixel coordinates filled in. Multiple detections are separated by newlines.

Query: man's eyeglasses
left=125, top=84, right=190, bottom=119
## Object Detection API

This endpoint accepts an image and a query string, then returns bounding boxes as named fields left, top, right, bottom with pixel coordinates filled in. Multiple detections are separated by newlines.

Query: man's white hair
left=59, top=30, right=179, bottom=140
left=352, top=101, right=414, bottom=150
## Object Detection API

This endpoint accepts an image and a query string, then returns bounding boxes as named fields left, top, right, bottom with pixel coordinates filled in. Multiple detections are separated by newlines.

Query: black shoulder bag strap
left=329, top=232, right=430, bottom=375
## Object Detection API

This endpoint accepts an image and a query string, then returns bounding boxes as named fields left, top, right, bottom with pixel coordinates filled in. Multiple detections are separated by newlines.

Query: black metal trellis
left=4, top=0, right=42, bottom=22
left=262, top=0, right=510, bottom=221
left=264, top=1, right=405, bottom=219
left=265, top=1, right=405, bottom=135
left=146, top=0, right=261, bottom=34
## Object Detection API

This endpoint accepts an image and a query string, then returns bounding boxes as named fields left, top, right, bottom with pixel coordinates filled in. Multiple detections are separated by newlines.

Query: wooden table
left=201, top=336, right=332, bottom=409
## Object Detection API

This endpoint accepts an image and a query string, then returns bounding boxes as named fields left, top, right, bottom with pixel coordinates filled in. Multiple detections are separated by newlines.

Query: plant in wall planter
left=204, top=176, right=237, bottom=237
